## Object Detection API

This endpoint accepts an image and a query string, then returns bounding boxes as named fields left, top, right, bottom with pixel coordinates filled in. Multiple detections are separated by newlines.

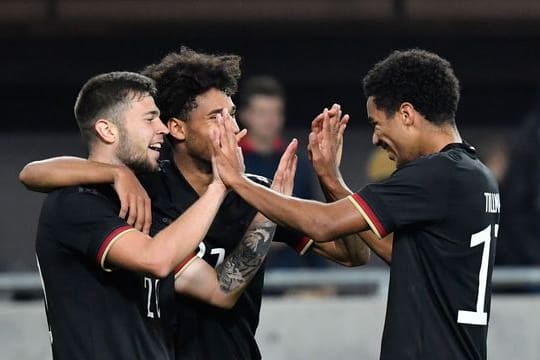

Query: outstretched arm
left=174, top=132, right=297, bottom=308
left=309, top=105, right=392, bottom=264
left=210, top=111, right=371, bottom=244
left=19, top=156, right=151, bottom=233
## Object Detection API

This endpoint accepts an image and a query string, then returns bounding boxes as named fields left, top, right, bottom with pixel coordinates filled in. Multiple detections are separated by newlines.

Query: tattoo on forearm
left=217, top=219, right=276, bottom=293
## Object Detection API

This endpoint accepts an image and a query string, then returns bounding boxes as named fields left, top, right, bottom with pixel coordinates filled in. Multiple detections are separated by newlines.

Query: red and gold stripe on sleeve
left=97, top=226, right=137, bottom=272
left=174, top=252, right=198, bottom=279
left=347, top=193, right=388, bottom=239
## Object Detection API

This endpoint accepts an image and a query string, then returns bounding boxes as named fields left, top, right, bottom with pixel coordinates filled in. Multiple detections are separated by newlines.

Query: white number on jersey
left=457, top=224, right=498, bottom=325
left=144, top=277, right=161, bottom=319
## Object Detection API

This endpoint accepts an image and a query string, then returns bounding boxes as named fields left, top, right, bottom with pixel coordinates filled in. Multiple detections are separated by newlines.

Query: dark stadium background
left=1, top=2, right=539, bottom=359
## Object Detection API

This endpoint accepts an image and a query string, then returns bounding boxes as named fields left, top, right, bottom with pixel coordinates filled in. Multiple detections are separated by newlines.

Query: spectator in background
left=238, top=76, right=333, bottom=272
left=497, top=92, right=540, bottom=267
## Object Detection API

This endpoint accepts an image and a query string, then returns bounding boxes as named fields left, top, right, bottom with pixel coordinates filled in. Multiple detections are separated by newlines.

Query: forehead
left=194, top=88, right=234, bottom=113
left=123, top=94, right=159, bottom=116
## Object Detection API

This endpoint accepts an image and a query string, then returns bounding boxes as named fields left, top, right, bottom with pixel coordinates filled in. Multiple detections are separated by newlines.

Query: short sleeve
left=349, top=156, right=452, bottom=238
left=52, top=188, right=135, bottom=270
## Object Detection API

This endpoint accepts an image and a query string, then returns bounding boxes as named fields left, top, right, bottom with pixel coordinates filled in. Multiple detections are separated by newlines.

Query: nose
left=155, top=117, right=169, bottom=135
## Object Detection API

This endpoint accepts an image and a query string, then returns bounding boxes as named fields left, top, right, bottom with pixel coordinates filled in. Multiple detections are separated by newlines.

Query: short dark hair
left=74, top=71, right=157, bottom=143
left=238, top=75, right=285, bottom=109
left=142, top=46, right=241, bottom=122
left=363, top=49, right=460, bottom=125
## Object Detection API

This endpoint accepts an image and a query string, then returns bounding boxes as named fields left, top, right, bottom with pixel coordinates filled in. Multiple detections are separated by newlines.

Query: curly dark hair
left=141, top=46, right=241, bottom=122
left=363, top=49, right=460, bottom=125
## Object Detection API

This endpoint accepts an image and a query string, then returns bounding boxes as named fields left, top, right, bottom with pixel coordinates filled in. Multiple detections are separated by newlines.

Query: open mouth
left=148, top=143, right=162, bottom=152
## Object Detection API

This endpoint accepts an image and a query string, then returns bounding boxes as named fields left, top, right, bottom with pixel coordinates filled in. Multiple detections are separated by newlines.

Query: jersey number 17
left=457, top=223, right=498, bottom=326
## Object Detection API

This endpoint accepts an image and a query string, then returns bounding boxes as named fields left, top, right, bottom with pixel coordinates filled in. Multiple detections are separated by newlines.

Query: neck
left=421, top=121, right=462, bottom=154
left=88, top=147, right=121, bottom=167
left=172, top=150, right=213, bottom=196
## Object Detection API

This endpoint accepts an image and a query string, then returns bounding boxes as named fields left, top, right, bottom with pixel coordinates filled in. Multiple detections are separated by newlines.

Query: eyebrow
left=145, top=110, right=160, bottom=117
left=207, top=105, right=236, bottom=116
left=367, top=116, right=375, bottom=124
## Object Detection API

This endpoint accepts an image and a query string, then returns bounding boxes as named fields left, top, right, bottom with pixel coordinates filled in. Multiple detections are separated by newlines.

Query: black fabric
left=36, top=185, right=175, bottom=360
left=141, top=160, right=290, bottom=360
left=357, top=144, right=499, bottom=360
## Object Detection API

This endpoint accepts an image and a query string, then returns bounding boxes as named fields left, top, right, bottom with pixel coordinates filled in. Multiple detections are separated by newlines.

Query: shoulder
left=48, top=185, right=118, bottom=216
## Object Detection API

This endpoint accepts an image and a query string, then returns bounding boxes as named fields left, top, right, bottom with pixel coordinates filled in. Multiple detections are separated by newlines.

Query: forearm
left=175, top=214, right=277, bottom=308
left=213, top=215, right=276, bottom=305
left=230, top=175, right=345, bottom=242
left=316, top=175, right=372, bottom=265
left=151, top=183, right=228, bottom=273
left=19, top=156, right=119, bottom=192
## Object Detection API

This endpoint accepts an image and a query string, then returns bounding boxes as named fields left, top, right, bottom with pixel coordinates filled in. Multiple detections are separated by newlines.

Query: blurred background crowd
left=2, top=0, right=540, bottom=293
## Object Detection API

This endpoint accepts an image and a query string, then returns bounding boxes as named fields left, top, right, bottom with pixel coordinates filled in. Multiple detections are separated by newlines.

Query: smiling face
left=170, top=88, right=238, bottom=165
left=366, top=96, right=420, bottom=167
left=116, top=94, right=168, bottom=173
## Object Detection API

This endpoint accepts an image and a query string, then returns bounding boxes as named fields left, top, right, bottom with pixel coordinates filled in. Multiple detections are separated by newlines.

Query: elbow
left=352, top=249, right=371, bottom=267
left=18, top=165, right=33, bottom=189
left=146, top=265, right=171, bottom=279
left=337, top=250, right=370, bottom=267
left=214, top=298, right=236, bottom=310
left=142, top=257, right=175, bottom=279
left=19, top=163, right=47, bottom=192
left=208, top=292, right=239, bottom=310
left=309, top=217, right=340, bottom=243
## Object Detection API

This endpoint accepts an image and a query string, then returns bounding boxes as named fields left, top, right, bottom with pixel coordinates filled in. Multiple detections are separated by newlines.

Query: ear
left=167, top=117, right=187, bottom=141
left=94, top=119, right=118, bottom=144
left=399, top=102, right=416, bottom=127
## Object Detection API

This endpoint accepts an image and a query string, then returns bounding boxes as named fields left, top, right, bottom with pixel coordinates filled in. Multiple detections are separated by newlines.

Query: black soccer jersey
left=35, top=185, right=175, bottom=360
left=140, top=160, right=309, bottom=360
left=349, top=143, right=499, bottom=360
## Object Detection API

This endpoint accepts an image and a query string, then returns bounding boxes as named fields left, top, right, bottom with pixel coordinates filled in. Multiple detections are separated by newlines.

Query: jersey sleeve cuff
left=97, top=226, right=136, bottom=272
left=296, top=236, right=314, bottom=255
left=347, top=193, right=389, bottom=239
left=174, top=252, right=198, bottom=279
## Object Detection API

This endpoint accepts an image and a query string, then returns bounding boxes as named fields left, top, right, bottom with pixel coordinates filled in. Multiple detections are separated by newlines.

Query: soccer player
left=21, top=48, right=370, bottom=360
left=210, top=49, right=499, bottom=360
left=29, top=71, right=233, bottom=359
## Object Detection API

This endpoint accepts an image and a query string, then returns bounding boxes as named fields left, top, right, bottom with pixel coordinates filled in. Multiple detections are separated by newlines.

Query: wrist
left=112, top=165, right=132, bottom=184
left=207, top=181, right=228, bottom=199
left=319, top=174, right=350, bottom=200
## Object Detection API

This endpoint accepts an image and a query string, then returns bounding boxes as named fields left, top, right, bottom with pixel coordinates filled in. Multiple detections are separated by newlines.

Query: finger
left=309, top=132, right=322, bottom=161
left=272, top=139, right=297, bottom=192
left=126, top=194, right=137, bottom=226
left=282, top=153, right=298, bottom=196
left=322, top=107, right=331, bottom=139
left=118, top=193, right=128, bottom=219
left=210, top=126, right=221, bottom=155
left=235, top=128, right=248, bottom=143
left=143, top=197, right=152, bottom=235
left=219, top=112, right=236, bottom=152
left=134, top=195, right=145, bottom=231
left=338, top=114, right=350, bottom=138
left=311, top=113, right=324, bottom=132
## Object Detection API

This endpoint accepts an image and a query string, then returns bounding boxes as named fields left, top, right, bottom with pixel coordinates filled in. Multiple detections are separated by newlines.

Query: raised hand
left=210, top=109, right=247, bottom=187
left=113, top=166, right=152, bottom=234
left=270, top=139, right=298, bottom=196
left=308, top=104, right=349, bottom=182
